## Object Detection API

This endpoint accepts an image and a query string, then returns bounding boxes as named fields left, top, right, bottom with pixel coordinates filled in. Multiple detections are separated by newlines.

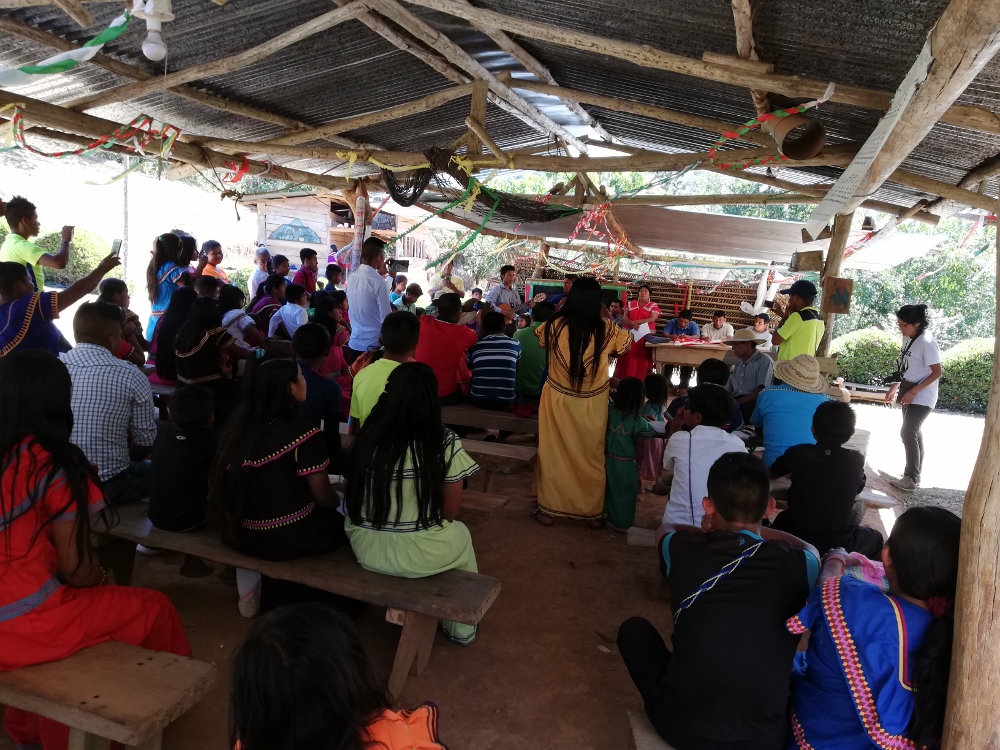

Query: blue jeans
left=103, top=460, right=153, bottom=505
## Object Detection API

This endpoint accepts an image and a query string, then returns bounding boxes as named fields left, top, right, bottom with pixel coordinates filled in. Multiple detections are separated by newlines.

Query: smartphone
left=111, top=239, right=122, bottom=258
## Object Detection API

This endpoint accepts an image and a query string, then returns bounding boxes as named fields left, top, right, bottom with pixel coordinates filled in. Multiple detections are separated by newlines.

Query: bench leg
left=482, top=469, right=495, bottom=493
left=387, top=611, right=437, bottom=700
left=126, top=731, right=163, bottom=750
left=67, top=729, right=111, bottom=750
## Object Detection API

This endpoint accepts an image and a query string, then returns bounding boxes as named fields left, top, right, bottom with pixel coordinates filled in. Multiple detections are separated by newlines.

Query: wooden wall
left=254, top=196, right=331, bottom=259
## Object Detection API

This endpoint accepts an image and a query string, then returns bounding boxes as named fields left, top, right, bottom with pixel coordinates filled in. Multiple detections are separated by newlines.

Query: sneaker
left=891, top=476, right=918, bottom=492
left=238, top=583, right=261, bottom=618
left=135, top=544, right=165, bottom=555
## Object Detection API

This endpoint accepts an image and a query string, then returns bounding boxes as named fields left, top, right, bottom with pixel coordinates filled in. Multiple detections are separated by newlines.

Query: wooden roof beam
left=399, top=0, right=1000, bottom=139
left=368, top=0, right=588, bottom=154
left=841, top=0, right=1000, bottom=213
left=52, top=0, right=93, bottom=27
left=64, top=1, right=367, bottom=111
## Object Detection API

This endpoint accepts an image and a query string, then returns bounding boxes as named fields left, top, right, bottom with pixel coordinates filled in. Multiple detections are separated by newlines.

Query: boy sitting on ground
left=349, top=311, right=420, bottom=431
left=770, top=400, right=883, bottom=557
left=618, top=452, right=819, bottom=750
left=661, top=384, right=747, bottom=527
left=467, top=311, right=521, bottom=408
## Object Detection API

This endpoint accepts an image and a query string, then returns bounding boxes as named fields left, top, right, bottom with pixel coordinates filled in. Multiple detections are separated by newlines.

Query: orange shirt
left=203, top=264, right=230, bottom=284
left=362, top=705, right=446, bottom=750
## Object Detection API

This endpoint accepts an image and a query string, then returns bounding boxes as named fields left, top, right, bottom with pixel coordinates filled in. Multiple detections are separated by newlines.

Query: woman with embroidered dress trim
left=613, top=284, right=660, bottom=381
left=0, top=351, right=190, bottom=750
left=786, top=506, right=960, bottom=750
left=345, top=362, right=480, bottom=644
left=533, top=277, right=633, bottom=527
left=249, top=273, right=288, bottom=333
left=145, top=232, right=206, bottom=337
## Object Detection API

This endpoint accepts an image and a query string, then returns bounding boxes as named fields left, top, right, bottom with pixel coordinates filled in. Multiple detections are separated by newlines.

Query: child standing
left=605, top=377, right=656, bottom=531
left=638, top=373, right=669, bottom=482
left=771, top=400, right=883, bottom=557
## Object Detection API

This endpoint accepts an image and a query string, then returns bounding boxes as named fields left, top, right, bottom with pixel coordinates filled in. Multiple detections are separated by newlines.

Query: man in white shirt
left=701, top=310, right=735, bottom=342
left=428, top=259, right=465, bottom=299
left=248, top=245, right=271, bottom=298
left=268, top=283, right=309, bottom=339
left=661, top=384, right=747, bottom=526
left=346, top=238, right=392, bottom=362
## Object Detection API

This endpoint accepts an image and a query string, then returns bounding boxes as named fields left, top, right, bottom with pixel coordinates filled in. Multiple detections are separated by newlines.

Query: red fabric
left=116, top=339, right=134, bottom=361
left=415, top=316, right=478, bottom=397
left=292, top=267, right=317, bottom=294
left=614, top=300, right=660, bottom=380
left=320, top=341, right=352, bottom=420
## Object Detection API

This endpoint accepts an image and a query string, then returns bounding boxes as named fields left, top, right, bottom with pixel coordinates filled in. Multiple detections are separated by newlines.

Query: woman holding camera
left=886, top=304, right=941, bottom=492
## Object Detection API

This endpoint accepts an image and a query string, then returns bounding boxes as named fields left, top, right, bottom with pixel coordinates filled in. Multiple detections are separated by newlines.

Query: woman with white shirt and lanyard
left=885, top=304, right=941, bottom=492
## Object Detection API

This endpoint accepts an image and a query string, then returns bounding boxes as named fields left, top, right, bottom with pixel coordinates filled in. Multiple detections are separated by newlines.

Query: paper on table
left=631, top=323, right=650, bottom=342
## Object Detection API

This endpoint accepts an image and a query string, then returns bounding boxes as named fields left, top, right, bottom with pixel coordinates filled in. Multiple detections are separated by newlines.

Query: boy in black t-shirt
left=770, top=400, right=884, bottom=557
left=617, top=452, right=820, bottom=750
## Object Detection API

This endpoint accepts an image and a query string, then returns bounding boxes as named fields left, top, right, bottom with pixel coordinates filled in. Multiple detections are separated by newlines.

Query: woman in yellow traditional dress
left=533, top=278, right=633, bottom=527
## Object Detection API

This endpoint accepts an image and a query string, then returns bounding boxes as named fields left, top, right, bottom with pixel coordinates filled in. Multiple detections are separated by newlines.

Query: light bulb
left=142, top=29, right=167, bottom=61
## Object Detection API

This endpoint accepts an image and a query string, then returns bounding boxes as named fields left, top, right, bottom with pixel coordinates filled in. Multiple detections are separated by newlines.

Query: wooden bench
left=0, top=641, right=215, bottom=750
left=149, top=382, right=177, bottom=397
left=99, top=504, right=501, bottom=698
left=441, top=404, right=539, bottom=434
left=843, top=381, right=892, bottom=404
left=629, top=712, right=677, bottom=750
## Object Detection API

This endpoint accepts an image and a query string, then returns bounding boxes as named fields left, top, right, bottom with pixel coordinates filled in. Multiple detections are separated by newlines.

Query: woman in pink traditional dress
left=614, top=285, right=660, bottom=381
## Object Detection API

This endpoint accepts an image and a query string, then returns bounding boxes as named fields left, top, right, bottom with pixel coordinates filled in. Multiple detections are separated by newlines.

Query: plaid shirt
left=60, top=343, right=157, bottom=481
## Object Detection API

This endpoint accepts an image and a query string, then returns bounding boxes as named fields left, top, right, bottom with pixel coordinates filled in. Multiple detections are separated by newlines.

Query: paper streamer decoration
left=0, top=13, right=132, bottom=89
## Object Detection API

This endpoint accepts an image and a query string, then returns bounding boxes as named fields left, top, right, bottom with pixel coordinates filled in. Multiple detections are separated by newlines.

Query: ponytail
left=910, top=613, right=953, bottom=747
left=897, top=303, right=930, bottom=335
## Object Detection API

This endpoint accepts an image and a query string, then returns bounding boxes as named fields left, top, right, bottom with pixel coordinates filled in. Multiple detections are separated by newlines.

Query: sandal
left=587, top=518, right=606, bottom=530
left=532, top=508, right=554, bottom=527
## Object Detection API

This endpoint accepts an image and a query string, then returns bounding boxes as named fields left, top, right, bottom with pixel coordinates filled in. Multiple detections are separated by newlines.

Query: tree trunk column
left=816, top=211, right=853, bottom=357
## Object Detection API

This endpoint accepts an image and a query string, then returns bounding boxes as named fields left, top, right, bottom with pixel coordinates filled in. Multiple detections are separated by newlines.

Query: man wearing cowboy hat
left=772, top=279, right=824, bottom=361
left=750, top=354, right=829, bottom=467
left=725, top=328, right=775, bottom=422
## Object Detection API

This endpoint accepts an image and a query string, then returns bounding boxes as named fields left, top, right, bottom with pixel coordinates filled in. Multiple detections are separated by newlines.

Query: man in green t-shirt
left=772, top=280, right=824, bottom=361
left=1, top=196, right=72, bottom=292
left=513, top=300, right=556, bottom=401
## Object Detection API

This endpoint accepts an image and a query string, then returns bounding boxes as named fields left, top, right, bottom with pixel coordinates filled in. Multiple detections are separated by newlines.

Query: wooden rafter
left=464, top=79, right=488, bottom=156
left=400, top=0, right=1000, bottom=139
left=64, top=2, right=367, bottom=112
left=368, top=0, right=588, bottom=154
left=516, top=191, right=823, bottom=208
left=730, top=0, right=769, bottom=116
left=841, top=0, right=1000, bottom=212
left=51, top=0, right=93, bottom=27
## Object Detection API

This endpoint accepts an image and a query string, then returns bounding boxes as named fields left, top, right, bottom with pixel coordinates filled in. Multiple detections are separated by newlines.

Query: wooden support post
left=941, top=194, right=1000, bottom=746
left=534, top=241, right=549, bottom=276
left=466, top=79, right=488, bottom=157
left=816, top=211, right=853, bottom=357
left=387, top=611, right=438, bottom=699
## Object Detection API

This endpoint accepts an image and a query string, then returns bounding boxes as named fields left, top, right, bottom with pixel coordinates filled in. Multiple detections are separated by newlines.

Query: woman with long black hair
left=145, top=231, right=205, bottom=337
left=885, top=304, right=942, bottom=492
left=344, top=362, right=480, bottom=644
left=148, top=286, right=196, bottom=385
left=0, top=351, right=190, bottom=750
left=532, top=277, right=633, bottom=527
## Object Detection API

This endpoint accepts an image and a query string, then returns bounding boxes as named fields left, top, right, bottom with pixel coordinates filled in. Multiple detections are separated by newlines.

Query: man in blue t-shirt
left=660, top=308, right=700, bottom=391
left=752, top=354, right=830, bottom=466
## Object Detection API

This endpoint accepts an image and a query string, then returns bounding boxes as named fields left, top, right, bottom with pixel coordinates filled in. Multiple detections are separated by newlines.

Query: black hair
left=218, top=284, right=246, bottom=315
left=312, top=296, right=341, bottom=343
left=612, top=377, right=645, bottom=417
left=471, top=287, right=482, bottom=295
left=434, top=292, right=462, bottom=320
left=812, top=400, right=855, bottom=447
left=499, top=264, right=516, bottom=277
left=361, top=238, right=386, bottom=263
left=393, top=274, right=407, bottom=287
left=272, top=254, right=289, bottom=269
left=292, top=322, right=332, bottom=362
left=404, top=283, right=421, bottom=297
left=712, top=309, right=726, bottom=318
left=72, top=300, right=122, bottom=341
left=564, top=274, right=578, bottom=281
left=193, top=275, right=221, bottom=296
left=229, top=603, right=391, bottom=750
left=326, top=264, right=343, bottom=281
left=212, top=357, right=301, bottom=538
left=346, top=362, right=447, bottom=531
left=175, top=298, right=222, bottom=353
left=755, top=313, right=771, bottom=323
left=889, top=506, right=961, bottom=747
left=284, top=283, right=307, bottom=305
left=146, top=232, right=182, bottom=302
left=202, top=240, right=222, bottom=254
left=685, top=383, right=735, bottom=428
left=678, top=308, right=693, bottom=320
left=330, top=289, right=347, bottom=307
left=248, top=273, right=287, bottom=309
left=175, top=232, right=198, bottom=266
left=482, top=311, right=506, bottom=335
left=897, top=304, right=930, bottom=335
left=706, top=452, right=771, bottom=523
left=380, top=310, right=420, bottom=354
left=98, top=277, right=129, bottom=303
left=154, top=287, right=197, bottom=381
left=644, top=373, right=669, bottom=407
left=547, top=277, right=608, bottom=390
left=516, top=314, right=531, bottom=327
left=532, top=300, right=556, bottom=324
left=0, top=351, right=104, bottom=575
left=697, top=358, right=730, bottom=386
left=168, top=385, right=214, bottom=430
left=0, top=261, right=30, bottom=297
left=638, top=284, right=651, bottom=294
left=300, top=248, right=317, bottom=262
left=4, top=195, right=35, bottom=232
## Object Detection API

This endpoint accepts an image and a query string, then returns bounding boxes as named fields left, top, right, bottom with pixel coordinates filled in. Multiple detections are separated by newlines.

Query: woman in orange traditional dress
left=533, top=278, right=633, bottom=527
left=0, top=351, right=190, bottom=750
left=613, top=284, right=660, bottom=380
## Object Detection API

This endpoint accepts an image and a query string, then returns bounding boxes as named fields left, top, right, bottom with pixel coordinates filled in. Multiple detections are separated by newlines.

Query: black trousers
left=900, top=404, right=932, bottom=482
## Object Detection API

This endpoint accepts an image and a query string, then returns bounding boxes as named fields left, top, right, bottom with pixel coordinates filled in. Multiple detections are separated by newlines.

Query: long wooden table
left=646, top=341, right=731, bottom=371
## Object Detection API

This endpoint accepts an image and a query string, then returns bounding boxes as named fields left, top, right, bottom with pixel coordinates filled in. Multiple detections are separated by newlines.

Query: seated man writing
left=618, top=452, right=819, bottom=750
left=724, top=328, right=774, bottom=422
left=700, top=309, right=734, bottom=342
left=660, top=307, right=700, bottom=391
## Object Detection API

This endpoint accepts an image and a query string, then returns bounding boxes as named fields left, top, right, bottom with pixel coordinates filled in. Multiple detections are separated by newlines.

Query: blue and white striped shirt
left=467, top=334, right=521, bottom=403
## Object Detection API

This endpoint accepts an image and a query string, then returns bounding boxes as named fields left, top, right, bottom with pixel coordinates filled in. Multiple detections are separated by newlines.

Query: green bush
left=34, top=229, right=121, bottom=287
left=939, top=339, right=994, bottom=414
left=226, top=265, right=254, bottom=297
left=830, top=328, right=900, bottom=386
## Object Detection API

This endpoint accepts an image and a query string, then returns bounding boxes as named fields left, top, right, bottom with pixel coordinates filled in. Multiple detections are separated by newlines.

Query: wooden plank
left=647, top=342, right=729, bottom=369
left=0, top=642, right=216, bottom=747
left=460, top=490, right=511, bottom=517
left=261, top=205, right=334, bottom=223
left=101, top=504, right=500, bottom=625
left=441, top=404, right=539, bottom=434
left=465, top=80, right=488, bottom=157
left=52, top=0, right=93, bottom=27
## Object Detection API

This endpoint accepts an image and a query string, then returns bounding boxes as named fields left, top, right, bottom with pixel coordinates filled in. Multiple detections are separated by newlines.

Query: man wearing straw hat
left=725, top=328, right=775, bottom=422
left=750, top=354, right=829, bottom=467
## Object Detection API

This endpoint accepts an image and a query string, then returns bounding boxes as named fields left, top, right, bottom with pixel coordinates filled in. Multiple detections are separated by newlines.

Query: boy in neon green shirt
left=348, top=311, right=420, bottom=431
left=1, top=196, right=73, bottom=291
left=773, top=280, right=824, bottom=361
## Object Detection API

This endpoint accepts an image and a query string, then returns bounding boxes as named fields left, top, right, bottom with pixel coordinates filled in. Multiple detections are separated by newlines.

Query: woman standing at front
left=613, top=284, right=660, bottom=380
left=534, top=278, right=633, bottom=527
left=886, top=304, right=941, bottom=492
